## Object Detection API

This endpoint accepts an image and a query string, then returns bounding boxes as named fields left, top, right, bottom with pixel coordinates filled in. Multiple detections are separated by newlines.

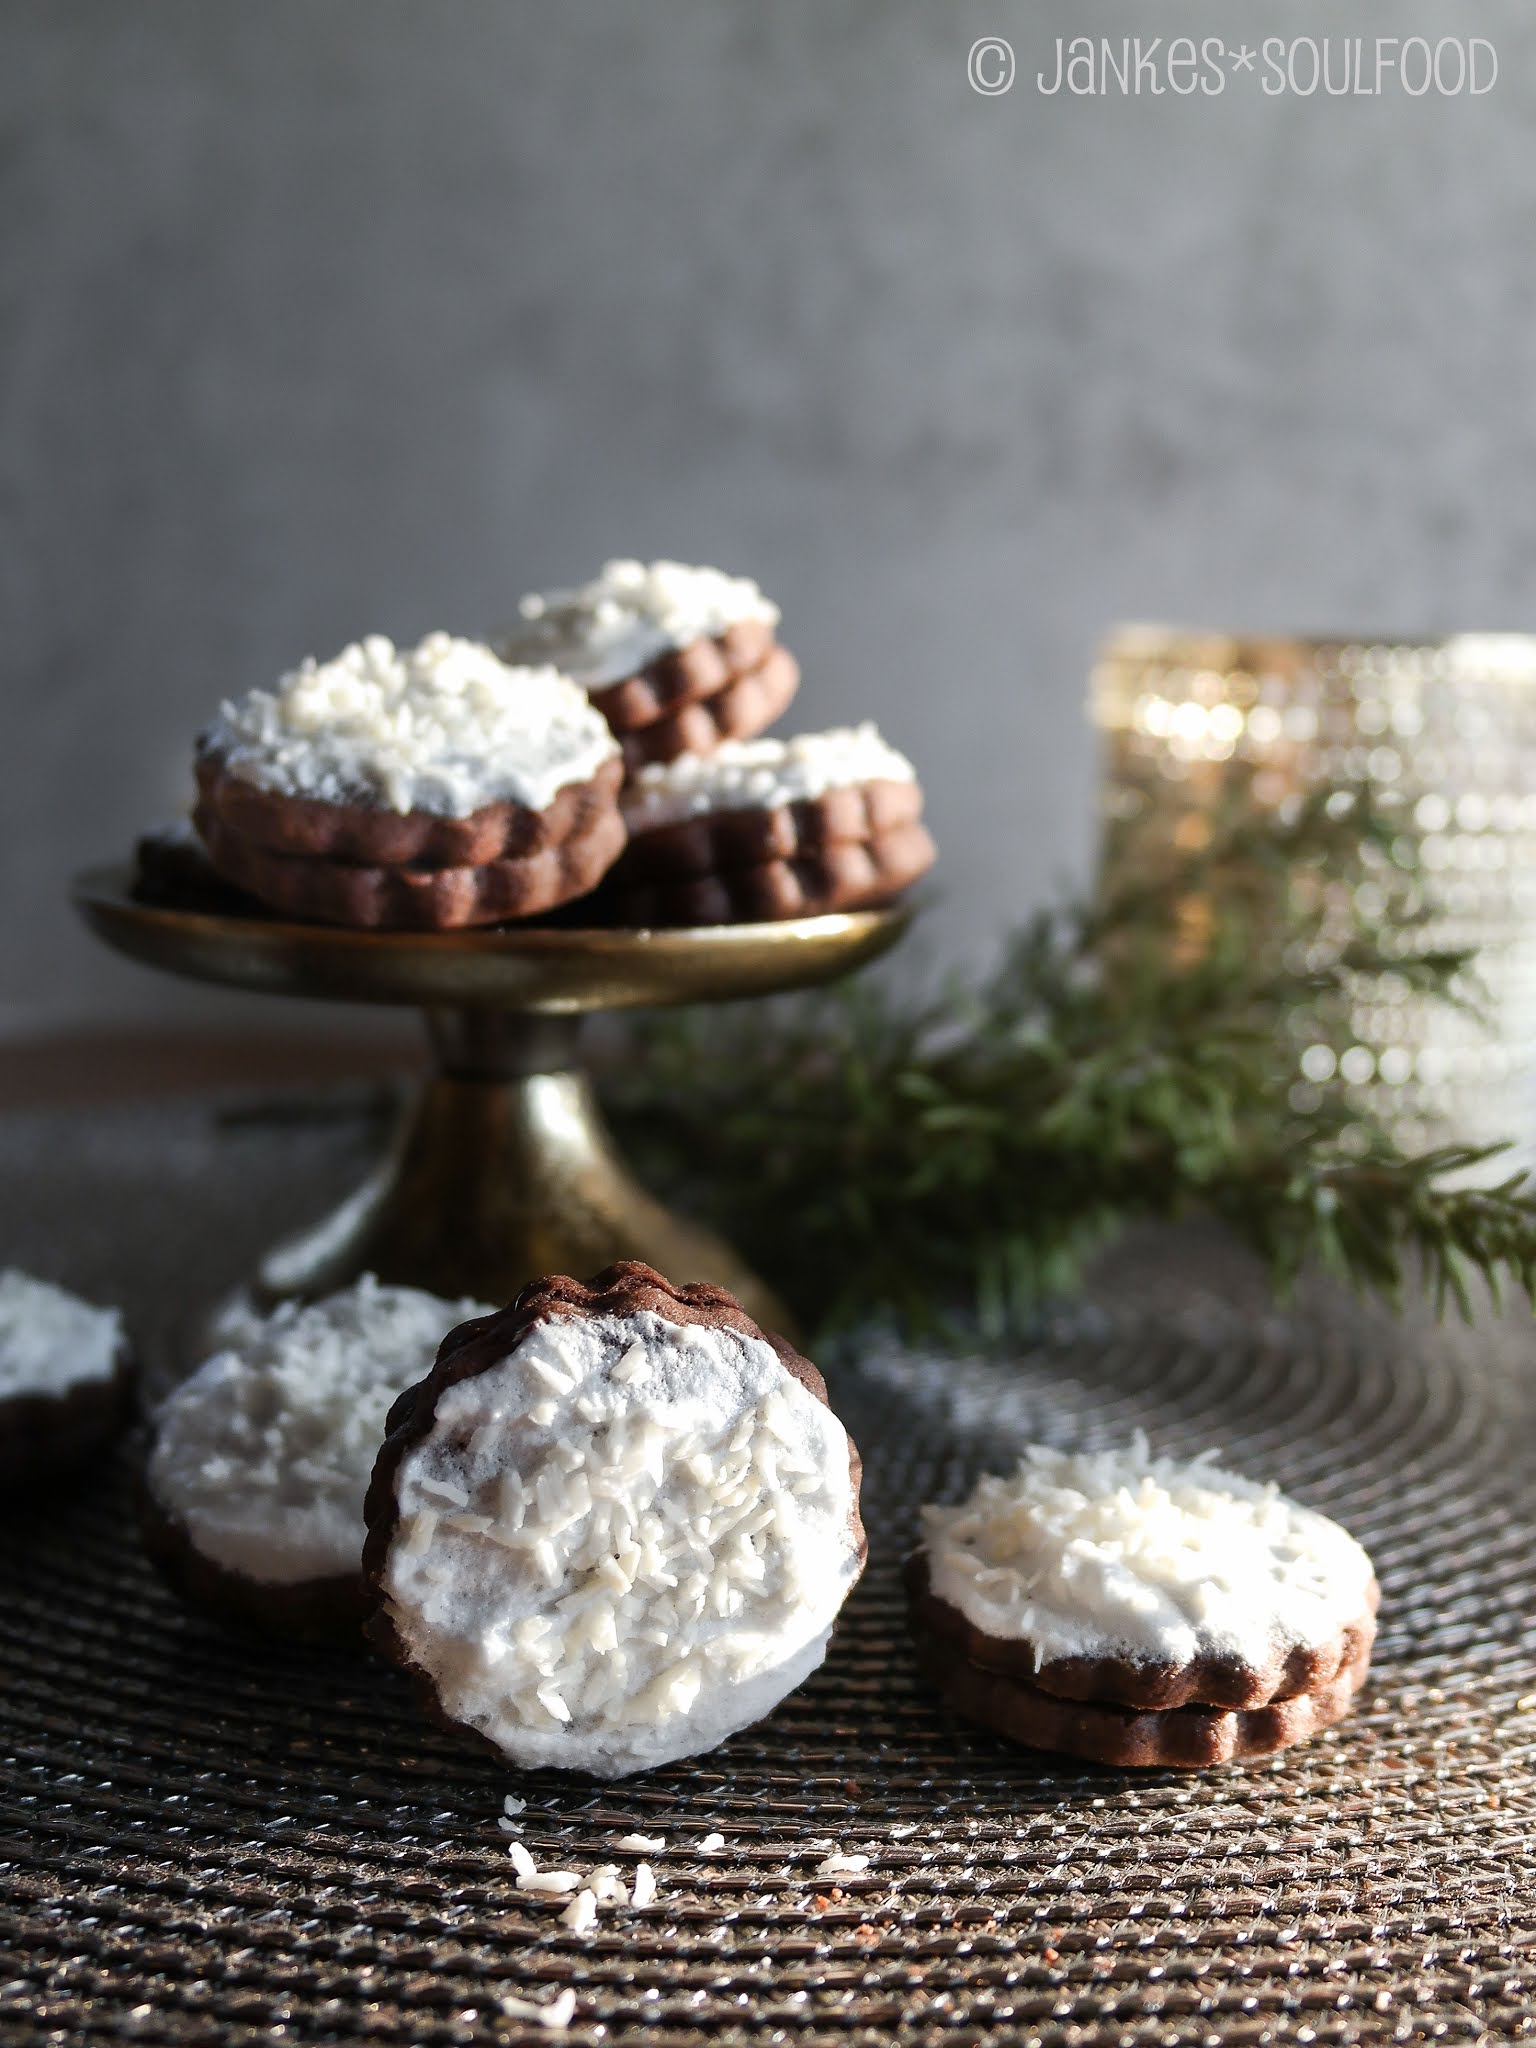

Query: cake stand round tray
left=73, top=867, right=911, bottom=1334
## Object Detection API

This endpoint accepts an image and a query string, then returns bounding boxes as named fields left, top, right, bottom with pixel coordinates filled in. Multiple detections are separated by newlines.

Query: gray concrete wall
left=4, top=0, right=1533, bottom=1033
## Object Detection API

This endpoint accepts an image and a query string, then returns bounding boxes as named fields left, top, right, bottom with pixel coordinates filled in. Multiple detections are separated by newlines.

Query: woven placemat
left=2, top=1096, right=1534, bottom=2046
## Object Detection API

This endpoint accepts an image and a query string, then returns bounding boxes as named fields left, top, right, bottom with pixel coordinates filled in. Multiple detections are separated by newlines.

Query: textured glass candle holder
left=1092, top=627, right=1536, bottom=1167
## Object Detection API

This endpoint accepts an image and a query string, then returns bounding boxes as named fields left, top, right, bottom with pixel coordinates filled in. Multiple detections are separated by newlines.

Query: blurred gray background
left=4, top=0, right=1534, bottom=1037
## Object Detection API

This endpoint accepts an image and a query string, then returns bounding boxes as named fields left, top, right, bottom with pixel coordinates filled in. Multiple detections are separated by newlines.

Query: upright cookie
left=0, top=1269, right=135, bottom=1486
left=195, top=633, right=625, bottom=928
left=603, top=724, right=936, bottom=925
left=364, top=1261, right=866, bottom=1778
left=143, top=1277, right=493, bottom=1635
left=908, top=1436, right=1379, bottom=1768
left=504, top=560, right=799, bottom=764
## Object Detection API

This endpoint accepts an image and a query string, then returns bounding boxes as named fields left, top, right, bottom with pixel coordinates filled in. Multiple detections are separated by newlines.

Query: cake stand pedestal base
left=74, top=868, right=912, bottom=1345
left=254, top=1011, right=785, bottom=1328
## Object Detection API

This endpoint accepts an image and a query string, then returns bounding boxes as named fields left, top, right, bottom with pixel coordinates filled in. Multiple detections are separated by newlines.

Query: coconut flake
left=498, top=1987, right=577, bottom=2031
left=559, top=1889, right=598, bottom=1933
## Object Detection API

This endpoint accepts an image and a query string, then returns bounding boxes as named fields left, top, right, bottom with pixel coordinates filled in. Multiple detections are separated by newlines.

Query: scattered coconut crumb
left=508, top=1842, right=536, bottom=1879
left=498, top=1987, right=576, bottom=2031
left=889, top=1823, right=920, bottom=1838
left=615, top=1832, right=666, bottom=1854
left=698, top=1831, right=726, bottom=1853
left=586, top=1864, right=630, bottom=1906
left=816, top=1853, right=871, bottom=1876
left=520, top=1871, right=583, bottom=1896
left=632, top=1862, right=657, bottom=1908
left=503, top=1794, right=528, bottom=1817
left=560, top=1889, right=598, bottom=1933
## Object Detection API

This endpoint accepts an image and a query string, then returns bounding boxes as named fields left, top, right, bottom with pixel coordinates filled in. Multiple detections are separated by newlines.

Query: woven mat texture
left=2, top=1093, right=1534, bottom=2047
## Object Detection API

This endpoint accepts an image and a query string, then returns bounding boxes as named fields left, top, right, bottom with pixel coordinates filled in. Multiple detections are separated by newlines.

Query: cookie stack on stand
left=193, top=633, right=626, bottom=930
left=508, top=559, right=937, bottom=926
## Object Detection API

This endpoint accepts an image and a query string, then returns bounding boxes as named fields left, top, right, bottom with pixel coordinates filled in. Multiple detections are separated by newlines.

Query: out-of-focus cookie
left=193, top=633, right=625, bottom=928
left=194, top=800, right=626, bottom=931
left=142, top=1277, right=493, bottom=1636
left=0, top=1269, right=135, bottom=1487
left=504, top=560, right=799, bottom=764
left=907, top=1436, right=1379, bottom=1768
left=600, top=724, right=935, bottom=925
left=363, top=1261, right=866, bottom=1779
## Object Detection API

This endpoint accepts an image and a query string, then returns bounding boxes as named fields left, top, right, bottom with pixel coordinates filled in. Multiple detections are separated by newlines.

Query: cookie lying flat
left=0, top=1269, right=134, bottom=1487
left=134, top=820, right=257, bottom=914
left=194, top=633, right=625, bottom=928
left=505, top=559, right=799, bottom=760
left=143, top=1277, right=492, bottom=1635
left=908, top=1436, right=1378, bottom=1767
left=363, top=1261, right=866, bottom=1779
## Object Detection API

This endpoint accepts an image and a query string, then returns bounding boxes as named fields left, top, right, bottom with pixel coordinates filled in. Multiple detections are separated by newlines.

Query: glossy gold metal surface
left=73, top=867, right=910, bottom=1013
left=73, top=869, right=914, bottom=1335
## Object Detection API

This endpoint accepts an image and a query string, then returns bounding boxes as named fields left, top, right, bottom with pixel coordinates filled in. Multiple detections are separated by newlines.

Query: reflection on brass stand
left=74, top=869, right=911, bottom=1337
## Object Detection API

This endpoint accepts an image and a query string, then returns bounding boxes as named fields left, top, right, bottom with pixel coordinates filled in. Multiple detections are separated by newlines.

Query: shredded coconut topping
left=384, top=1309, right=861, bottom=1778
left=148, top=1277, right=491, bottom=1587
left=203, top=632, right=618, bottom=817
left=0, top=1269, right=123, bottom=1401
left=920, top=1434, right=1377, bottom=1673
left=508, top=559, right=780, bottom=686
left=622, top=725, right=917, bottom=834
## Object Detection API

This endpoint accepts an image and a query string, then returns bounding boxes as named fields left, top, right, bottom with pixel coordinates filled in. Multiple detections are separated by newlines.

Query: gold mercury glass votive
left=1092, top=626, right=1536, bottom=1168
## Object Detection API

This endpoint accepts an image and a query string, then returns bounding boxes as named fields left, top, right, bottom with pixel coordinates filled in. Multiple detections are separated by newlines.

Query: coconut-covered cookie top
left=202, top=633, right=620, bottom=817
left=0, top=1270, right=124, bottom=1400
left=921, top=1435, right=1376, bottom=1674
left=147, top=1277, right=492, bottom=1588
left=621, top=724, right=918, bottom=834
left=508, top=559, right=780, bottom=687
left=372, top=1289, right=862, bottom=1778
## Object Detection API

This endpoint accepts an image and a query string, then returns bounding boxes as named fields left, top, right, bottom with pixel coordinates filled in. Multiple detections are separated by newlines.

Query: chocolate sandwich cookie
left=0, top=1269, right=135, bottom=1487
left=195, top=801, right=626, bottom=931
left=194, top=632, right=626, bottom=930
left=603, top=725, right=936, bottom=925
left=908, top=1436, right=1379, bottom=1769
left=505, top=559, right=800, bottom=765
left=143, top=1277, right=493, bottom=1636
left=363, top=1261, right=866, bottom=1779
left=615, top=645, right=801, bottom=772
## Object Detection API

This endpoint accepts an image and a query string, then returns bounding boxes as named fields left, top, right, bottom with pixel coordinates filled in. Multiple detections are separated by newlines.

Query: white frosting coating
left=0, top=1269, right=123, bottom=1401
left=148, top=1277, right=491, bottom=1587
left=384, top=1309, right=861, bottom=1778
left=203, top=633, right=619, bottom=817
left=921, top=1435, right=1376, bottom=1672
left=508, top=559, right=780, bottom=686
left=621, top=724, right=918, bottom=834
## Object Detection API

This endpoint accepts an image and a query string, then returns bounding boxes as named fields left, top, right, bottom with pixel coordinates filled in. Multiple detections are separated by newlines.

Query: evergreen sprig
left=606, top=780, right=1536, bottom=1339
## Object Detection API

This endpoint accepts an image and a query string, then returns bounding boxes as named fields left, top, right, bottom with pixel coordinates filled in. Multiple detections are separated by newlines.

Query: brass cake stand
left=73, top=867, right=910, bottom=1334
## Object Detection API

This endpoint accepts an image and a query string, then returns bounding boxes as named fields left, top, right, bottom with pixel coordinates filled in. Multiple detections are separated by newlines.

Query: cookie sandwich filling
left=0, top=1269, right=124, bottom=1399
left=381, top=1309, right=861, bottom=1777
left=148, top=1278, right=491, bottom=1587
left=203, top=632, right=619, bottom=816
left=921, top=1435, right=1376, bottom=1674
left=510, top=559, right=780, bottom=687
left=621, top=724, right=918, bottom=834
